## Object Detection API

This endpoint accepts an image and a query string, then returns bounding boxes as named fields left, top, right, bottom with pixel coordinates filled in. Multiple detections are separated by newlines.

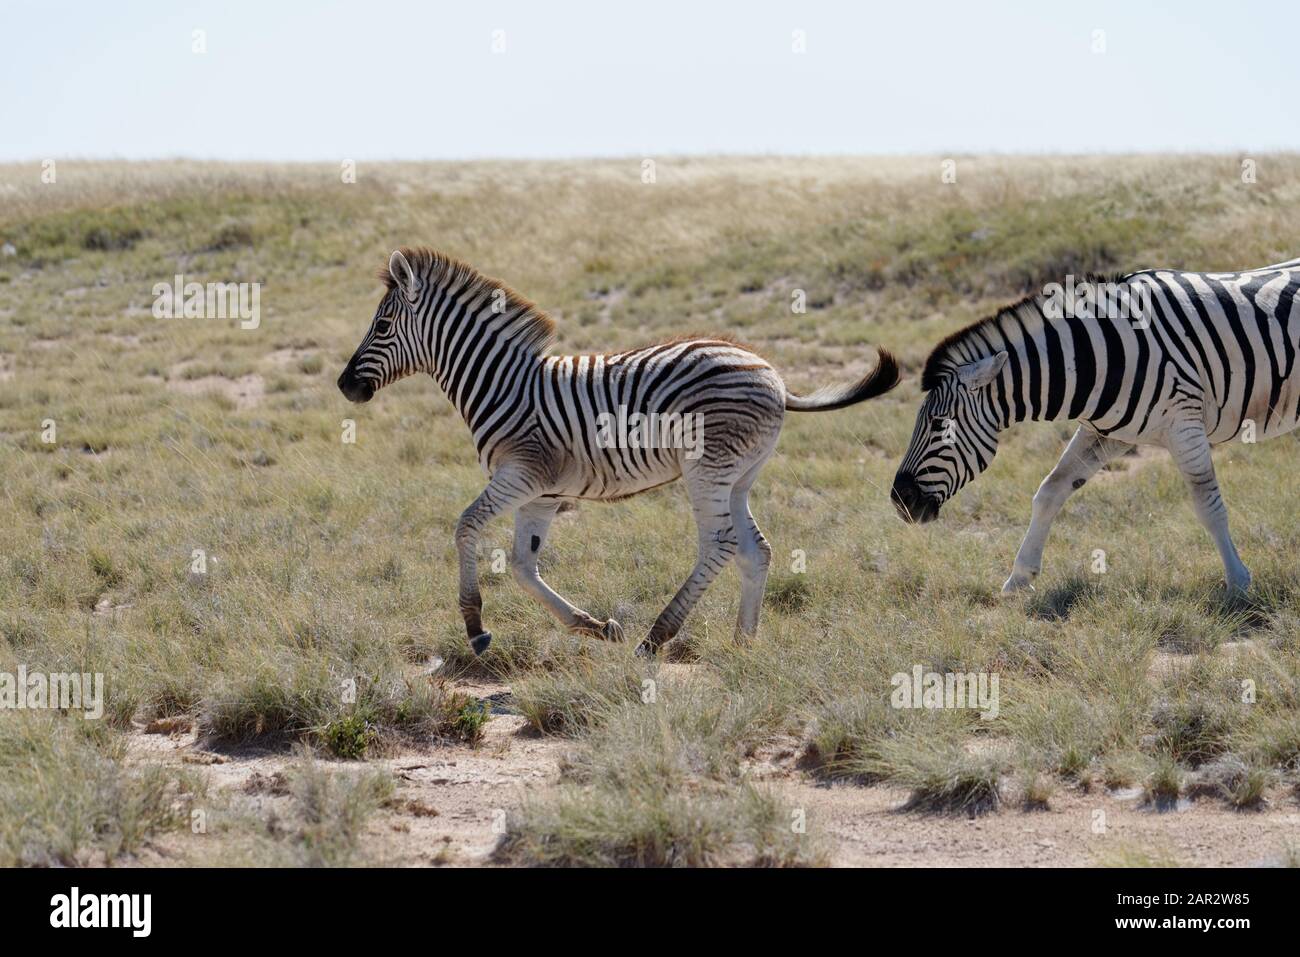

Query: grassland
left=3, top=156, right=1300, bottom=866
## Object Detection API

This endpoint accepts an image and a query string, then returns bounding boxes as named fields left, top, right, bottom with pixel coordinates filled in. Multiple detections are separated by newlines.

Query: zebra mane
left=380, top=247, right=558, bottom=357
left=920, top=274, right=1128, bottom=391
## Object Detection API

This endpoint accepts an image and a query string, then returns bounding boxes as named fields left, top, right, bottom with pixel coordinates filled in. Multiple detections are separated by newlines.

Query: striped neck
left=428, top=283, right=546, bottom=434
left=927, top=293, right=1123, bottom=428
left=381, top=248, right=555, bottom=436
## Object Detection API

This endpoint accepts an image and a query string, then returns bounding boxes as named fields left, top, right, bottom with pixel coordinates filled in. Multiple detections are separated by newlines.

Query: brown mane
left=920, top=273, right=1130, bottom=391
left=380, top=246, right=558, bottom=356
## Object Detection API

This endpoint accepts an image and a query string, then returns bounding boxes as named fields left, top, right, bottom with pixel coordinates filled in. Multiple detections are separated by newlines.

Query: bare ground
left=122, top=672, right=1300, bottom=868
left=164, top=372, right=265, bottom=409
left=768, top=779, right=1300, bottom=867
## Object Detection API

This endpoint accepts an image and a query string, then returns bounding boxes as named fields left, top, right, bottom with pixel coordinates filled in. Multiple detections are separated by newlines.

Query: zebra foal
left=891, top=260, right=1300, bottom=596
left=339, top=248, right=899, bottom=655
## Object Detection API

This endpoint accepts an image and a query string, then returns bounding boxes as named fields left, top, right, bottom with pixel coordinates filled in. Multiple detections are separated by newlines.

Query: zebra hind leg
left=730, top=456, right=773, bottom=640
left=634, top=465, right=741, bottom=656
left=511, top=500, right=624, bottom=642
left=1002, top=426, right=1132, bottom=596
left=1166, top=419, right=1252, bottom=594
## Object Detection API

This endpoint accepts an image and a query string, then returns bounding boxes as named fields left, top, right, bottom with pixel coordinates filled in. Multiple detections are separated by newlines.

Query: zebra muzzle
left=337, top=368, right=376, bottom=403
left=890, top=475, right=939, bottom=524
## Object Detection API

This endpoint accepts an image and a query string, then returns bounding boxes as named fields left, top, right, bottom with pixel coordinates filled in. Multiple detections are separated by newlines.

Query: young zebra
left=891, top=259, right=1300, bottom=596
left=339, top=248, right=899, bottom=655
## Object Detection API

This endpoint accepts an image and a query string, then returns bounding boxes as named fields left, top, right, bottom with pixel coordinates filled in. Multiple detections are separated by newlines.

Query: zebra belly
left=1090, top=387, right=1300, bottom=448
left=1209, top=371, right=1300, bottom=444
left=551, top=449, right=686, bottom=501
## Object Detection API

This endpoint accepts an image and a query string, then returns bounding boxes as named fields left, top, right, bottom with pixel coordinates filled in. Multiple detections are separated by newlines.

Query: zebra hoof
left=1225, top=570, right=1252, bottom=595
left=469, top=632, right=493, bottom=656
left=633, top=640, right=655, bottom=658
left=602, top=619, right=625, bottom=642
left=999, top=574, right=1035, bottom=597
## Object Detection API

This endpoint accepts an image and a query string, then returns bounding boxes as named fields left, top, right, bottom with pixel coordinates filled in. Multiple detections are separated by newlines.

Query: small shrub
left=866, top=733, right=1005, bottom=815
left=495, top=781, right=825, bottom=867
left=83, top=224, right=143, bottom=251
left=1101, top=751, right=1147, bottom=790
left=451, top=698, right=490, bottom=744
left=321, top=713, right=378, bottom=760
left=802, top=692, right=899, bottom=781
left=1186, top=754, right=1271, bottom=810
left=1227, top=766, right=1271, bottom=810
left=206, top=222, right=255, bottom=251
left=1019, top=769, right=1054, bottom=811
left=1143, top=755, right=1184, bottom=810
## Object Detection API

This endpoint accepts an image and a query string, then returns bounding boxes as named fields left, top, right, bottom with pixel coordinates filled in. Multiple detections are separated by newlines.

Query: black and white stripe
left=891, top=258, right=1300, bottom=595
left=340, top=248, right=898, bottom=654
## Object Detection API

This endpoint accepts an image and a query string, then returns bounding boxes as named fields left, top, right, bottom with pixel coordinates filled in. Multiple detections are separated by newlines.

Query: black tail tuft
left=785, top=348, right=900, bottom=412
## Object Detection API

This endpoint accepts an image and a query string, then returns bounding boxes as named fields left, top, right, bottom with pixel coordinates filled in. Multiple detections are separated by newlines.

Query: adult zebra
left=339, top=248, right=899, bottom=655
left=891, top=259, right=1300, bottom=596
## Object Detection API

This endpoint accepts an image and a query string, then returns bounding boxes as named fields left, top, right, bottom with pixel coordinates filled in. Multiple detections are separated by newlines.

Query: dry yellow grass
left=2, top=156, right=1300, bottom=866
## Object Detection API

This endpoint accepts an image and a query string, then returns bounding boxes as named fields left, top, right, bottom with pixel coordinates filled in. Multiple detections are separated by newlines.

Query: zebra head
left=338, top=250, right=425, bottom=403
left=891, top=350, right=1007, bottom=523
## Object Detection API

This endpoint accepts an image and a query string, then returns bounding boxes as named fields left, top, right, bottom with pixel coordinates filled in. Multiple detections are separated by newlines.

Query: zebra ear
left=956, top=351, right=1008, bottom=390
left=388, top=250, right=418, bottom=298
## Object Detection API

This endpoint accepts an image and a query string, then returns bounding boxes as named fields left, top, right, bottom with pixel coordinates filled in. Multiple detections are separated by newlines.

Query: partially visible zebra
left=339, top=248, right=899, bottom=655
left=891, top=259, right=1300, bottom=596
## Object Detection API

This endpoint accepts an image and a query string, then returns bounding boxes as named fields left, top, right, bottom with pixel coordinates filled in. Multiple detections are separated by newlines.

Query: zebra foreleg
left=511, top=500, right=623, bottom=641
left=1002, top=426, right=1132, bottom=596
left=1166, top=420, right=1252, bottom=594
left=635, top=474, right=739, bottom=656
left=455, top=474, right=534, bottom=655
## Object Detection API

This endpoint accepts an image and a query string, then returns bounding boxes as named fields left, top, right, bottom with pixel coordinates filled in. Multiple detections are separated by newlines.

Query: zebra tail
left=784, top=348, right=900, bottom=412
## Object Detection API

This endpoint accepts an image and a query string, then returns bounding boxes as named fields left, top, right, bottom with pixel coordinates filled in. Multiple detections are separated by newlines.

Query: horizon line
left=2, top=148, right=1298, bottom=166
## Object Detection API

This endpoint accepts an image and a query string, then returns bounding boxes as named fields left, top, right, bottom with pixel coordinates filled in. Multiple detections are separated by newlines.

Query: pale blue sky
left=3, top=0, right=1297, bottom=160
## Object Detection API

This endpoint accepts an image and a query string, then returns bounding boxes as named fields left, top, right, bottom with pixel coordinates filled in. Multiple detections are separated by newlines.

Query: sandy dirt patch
left=166, top=372, right=265, bottom=409
left=265, top=347, right=320, bottom=368
left=767, top=778, right=1298, bottom=867
left=119, top=670, right=1300, bottom=868
left=125, top=677, right=569, bottom=867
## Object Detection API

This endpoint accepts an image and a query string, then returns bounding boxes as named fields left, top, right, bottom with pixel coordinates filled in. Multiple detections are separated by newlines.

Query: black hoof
left=469, top=632, right=493, bottom=656
left=634, top=640, right=655, bottom=658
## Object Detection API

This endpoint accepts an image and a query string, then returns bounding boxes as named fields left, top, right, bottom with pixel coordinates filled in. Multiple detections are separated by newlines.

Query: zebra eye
left=374, top=319, right=392, bottom=336
left=930, top=417, right=948, bottom=433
